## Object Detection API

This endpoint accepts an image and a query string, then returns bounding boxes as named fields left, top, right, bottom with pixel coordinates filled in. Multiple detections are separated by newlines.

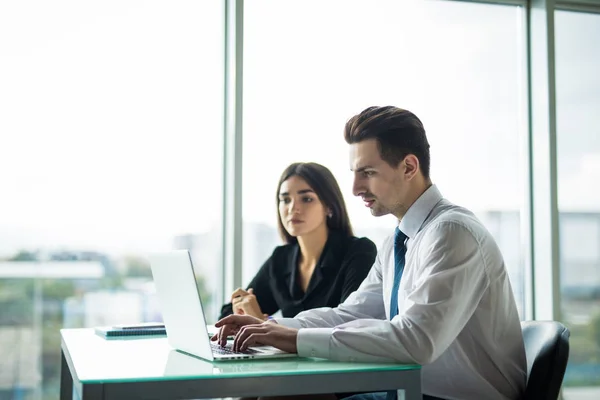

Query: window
left=0, top=1, right=223, bottom=398
left=556, top=10, right=600, bottom=392
left=242, top=0, right=526, bottom=316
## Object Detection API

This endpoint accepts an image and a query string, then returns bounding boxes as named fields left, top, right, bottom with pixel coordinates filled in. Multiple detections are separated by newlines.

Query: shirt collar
left=398, top=184, right=443, bottom=239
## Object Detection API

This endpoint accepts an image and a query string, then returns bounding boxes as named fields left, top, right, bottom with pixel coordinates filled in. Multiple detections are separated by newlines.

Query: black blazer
left=219, top=231, right=377, bottom=319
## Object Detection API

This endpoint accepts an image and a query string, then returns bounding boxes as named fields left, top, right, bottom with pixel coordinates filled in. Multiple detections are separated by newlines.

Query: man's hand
left=233, top=321, right=299, bottom=354
left=231, top=288, right=266, bottom=320
left=211, top=314, right=264, bottom=347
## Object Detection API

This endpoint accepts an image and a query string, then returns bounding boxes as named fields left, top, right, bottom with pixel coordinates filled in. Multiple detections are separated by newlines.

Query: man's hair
left=344, top=106, right=431, bottom=179
left=276, top=162, right=353, bottom=244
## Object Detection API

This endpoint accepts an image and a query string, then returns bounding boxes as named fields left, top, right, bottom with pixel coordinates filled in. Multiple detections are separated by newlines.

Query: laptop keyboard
left=211, top=343, right=259, bottom=356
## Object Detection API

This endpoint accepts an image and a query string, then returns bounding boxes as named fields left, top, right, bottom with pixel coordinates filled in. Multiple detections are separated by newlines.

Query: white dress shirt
left=277, top=185, right=527, bottom=400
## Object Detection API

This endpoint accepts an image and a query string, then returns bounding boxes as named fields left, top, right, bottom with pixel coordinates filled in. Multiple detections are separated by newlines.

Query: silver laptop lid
left=148, top=250, right=214, bottom=361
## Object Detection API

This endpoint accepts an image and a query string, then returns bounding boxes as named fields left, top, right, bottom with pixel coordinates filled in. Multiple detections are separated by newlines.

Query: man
left=214, top=106, right=527, bottom=400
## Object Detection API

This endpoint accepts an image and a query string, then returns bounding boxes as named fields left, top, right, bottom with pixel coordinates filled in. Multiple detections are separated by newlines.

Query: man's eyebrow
left=354, top=165, right=374, bottom=173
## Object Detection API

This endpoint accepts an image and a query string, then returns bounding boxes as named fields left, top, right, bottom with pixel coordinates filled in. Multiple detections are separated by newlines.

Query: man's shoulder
left=415, top=201, right=505, bottom=272
left=421, top=201, right=488, bottom=241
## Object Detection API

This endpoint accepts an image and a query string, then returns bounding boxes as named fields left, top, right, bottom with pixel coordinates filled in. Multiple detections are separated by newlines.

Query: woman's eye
left=302, top=197, right=314, bottom=203
left=279, top=198, right=291, bottom=204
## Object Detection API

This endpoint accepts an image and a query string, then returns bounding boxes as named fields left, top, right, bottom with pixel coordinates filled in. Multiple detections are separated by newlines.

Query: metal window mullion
left=448, top=0, right=528, bottom=6
left=222, top=0, right=244, bottom=300
left=527, top=0, right=561, bottom=321
left=519, top=4, right=535, bottom=322
left=555, top=0, right=600, bottom=13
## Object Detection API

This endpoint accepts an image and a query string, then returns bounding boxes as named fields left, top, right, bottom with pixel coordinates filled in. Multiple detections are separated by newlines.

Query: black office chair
left=521, top=321, right=570, bottom=400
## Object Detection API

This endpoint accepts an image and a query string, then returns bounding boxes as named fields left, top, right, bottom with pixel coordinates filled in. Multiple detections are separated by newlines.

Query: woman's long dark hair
left=276, top=162, right=354, bottom=244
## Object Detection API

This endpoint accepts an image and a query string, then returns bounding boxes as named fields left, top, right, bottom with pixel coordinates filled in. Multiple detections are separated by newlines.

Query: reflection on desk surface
left=164, top=350, right=419, bottom=379
left=164, top=349, right=302, bottom=377
left=164, top=350, right=214, bottom=376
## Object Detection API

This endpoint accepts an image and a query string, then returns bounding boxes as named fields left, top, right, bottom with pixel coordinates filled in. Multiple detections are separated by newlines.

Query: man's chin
left=369, top=207, right=389, bottom=217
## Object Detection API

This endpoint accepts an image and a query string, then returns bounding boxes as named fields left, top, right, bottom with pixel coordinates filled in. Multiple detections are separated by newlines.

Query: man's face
left=349, top=139, right=407, bottom=218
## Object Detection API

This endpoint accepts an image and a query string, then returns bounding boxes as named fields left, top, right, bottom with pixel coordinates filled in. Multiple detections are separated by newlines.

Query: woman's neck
left=297, top=225, right=329, bottom=267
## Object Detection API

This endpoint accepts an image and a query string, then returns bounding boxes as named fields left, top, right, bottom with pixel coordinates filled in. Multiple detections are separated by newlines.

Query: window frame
left=221, top=0, right=600, bottom=321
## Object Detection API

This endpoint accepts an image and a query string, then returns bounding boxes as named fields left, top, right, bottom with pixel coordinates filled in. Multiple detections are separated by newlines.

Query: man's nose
left=352, top=177, right=363, bottom=197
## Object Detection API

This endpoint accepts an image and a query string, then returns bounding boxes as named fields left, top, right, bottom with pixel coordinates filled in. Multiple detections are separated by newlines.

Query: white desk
left=60, top=328, right=422, bottom=399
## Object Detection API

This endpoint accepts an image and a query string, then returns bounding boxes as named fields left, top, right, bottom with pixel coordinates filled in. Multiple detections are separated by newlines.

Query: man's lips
left=363, top=199, right=375, bottom=208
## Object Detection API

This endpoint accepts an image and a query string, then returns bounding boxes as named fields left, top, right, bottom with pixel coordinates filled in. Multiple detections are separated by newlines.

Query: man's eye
left=363, top=171, right=375, bottom=177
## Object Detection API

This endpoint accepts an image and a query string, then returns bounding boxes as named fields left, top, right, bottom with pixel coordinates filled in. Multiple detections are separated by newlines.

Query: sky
left=0, top=1, right=598, bottom=257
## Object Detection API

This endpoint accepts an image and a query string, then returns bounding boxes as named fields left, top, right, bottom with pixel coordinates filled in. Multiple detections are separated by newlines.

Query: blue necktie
left=387, top=227, right=407, bottom=400
left=389, top=227, right=407, bottom=319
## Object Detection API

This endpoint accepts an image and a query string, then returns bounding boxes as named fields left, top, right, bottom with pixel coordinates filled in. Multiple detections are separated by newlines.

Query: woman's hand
left=231, top=288, right=267, bottom=320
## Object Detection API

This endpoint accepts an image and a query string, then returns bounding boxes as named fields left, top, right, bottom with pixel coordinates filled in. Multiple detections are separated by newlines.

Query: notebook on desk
left=95, top=326, right=166, bottom=338
left=95, top=323, right=226, bottom=339
left=95, top=323, right=166, bottom=338
left=148, top=250, right=297, bottom=361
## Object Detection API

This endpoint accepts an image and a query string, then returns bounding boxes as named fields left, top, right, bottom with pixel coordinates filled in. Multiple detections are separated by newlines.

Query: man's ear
left=403, top=154, right=420, bottom=181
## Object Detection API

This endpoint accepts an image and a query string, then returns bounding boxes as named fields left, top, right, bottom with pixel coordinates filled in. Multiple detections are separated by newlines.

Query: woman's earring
left=327, top=211, right=333, bottom=218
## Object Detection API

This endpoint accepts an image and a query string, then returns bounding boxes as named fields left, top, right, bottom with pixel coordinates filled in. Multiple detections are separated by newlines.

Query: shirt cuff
left=297, top=328, right=334, bottom=359
left=273, top=317, right=303, bottom=329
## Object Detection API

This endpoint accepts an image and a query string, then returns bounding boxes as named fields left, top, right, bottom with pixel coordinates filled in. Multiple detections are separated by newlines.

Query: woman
left=219, top=162, right=376, bottom=320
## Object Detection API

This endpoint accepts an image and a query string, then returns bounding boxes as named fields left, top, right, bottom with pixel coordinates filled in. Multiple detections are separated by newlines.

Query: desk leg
left=60, top=350, right=73, bottom=400
left=399, top=382, right=421, bottom=400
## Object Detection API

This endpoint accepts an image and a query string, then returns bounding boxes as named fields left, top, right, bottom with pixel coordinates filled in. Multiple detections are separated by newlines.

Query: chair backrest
left=521, top=320, right=570, bottom=400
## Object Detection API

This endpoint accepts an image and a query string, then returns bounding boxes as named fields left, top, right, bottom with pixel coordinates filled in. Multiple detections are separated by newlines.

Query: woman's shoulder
left=256, top=242, right=297, bottom=276
left=344, top=234, right=376, bottom=248
left=269, top=241, right=298, bottom=259
left=331, top=235, right=377, bottom=272
left=333, top=233, right=377, bottom=256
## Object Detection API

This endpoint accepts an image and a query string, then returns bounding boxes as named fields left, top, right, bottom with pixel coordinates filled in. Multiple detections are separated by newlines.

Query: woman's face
left=278, top=175, right=328, bottom=238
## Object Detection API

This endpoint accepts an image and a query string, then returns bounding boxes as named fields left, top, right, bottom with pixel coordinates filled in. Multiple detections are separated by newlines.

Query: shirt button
left=350, top=357, right=356, bottom=362
left=311, top=351, right=316, bottom=357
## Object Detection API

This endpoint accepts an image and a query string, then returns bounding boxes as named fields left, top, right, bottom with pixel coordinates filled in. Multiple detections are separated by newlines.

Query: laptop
left=147, top=250, right=297, bottom=361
